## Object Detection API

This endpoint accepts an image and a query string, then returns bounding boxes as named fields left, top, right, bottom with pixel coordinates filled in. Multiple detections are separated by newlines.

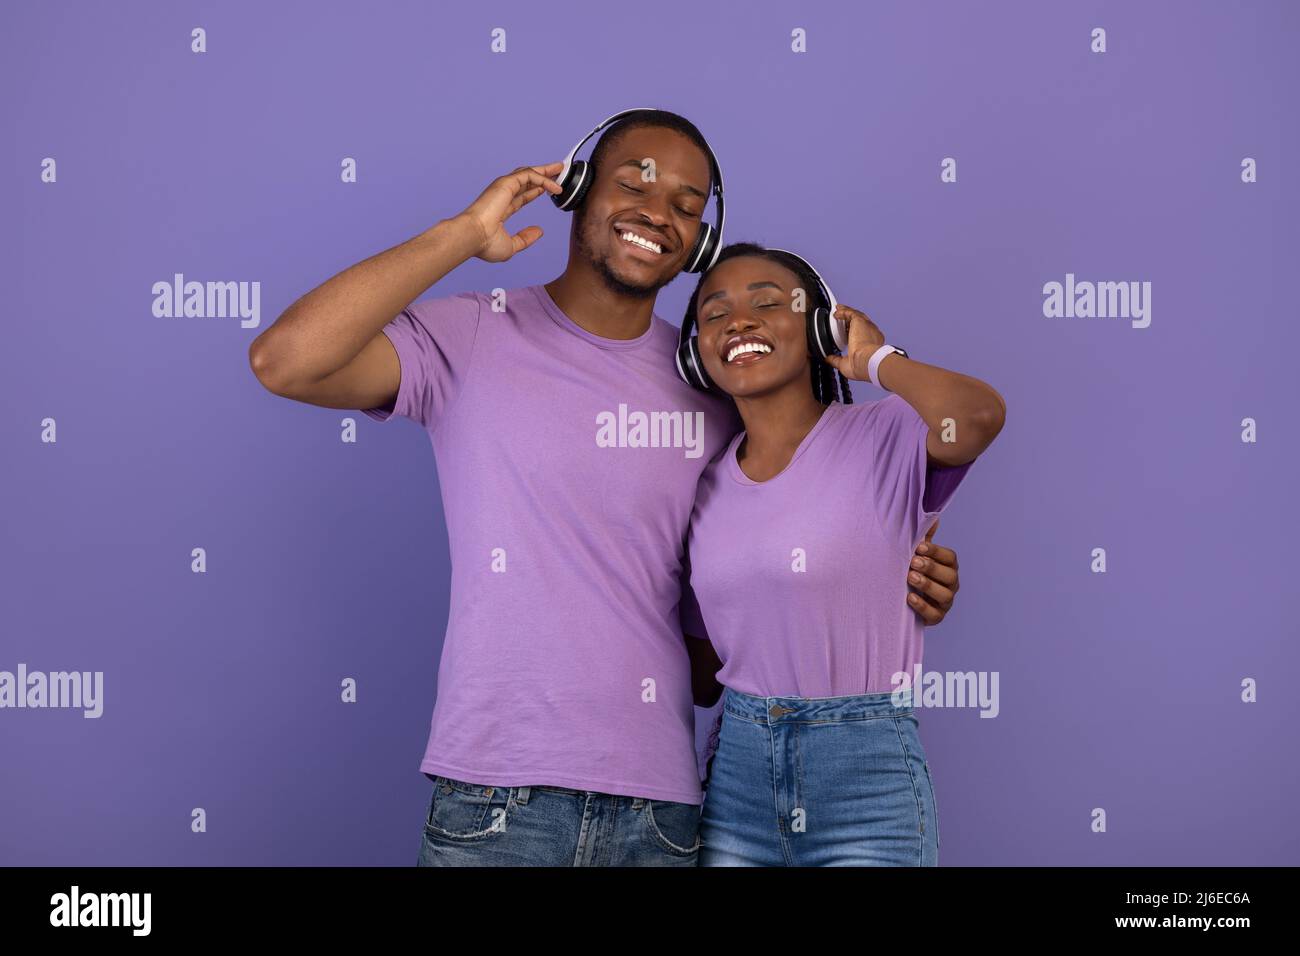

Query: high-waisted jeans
left=699, top=686, right=940, bottom=866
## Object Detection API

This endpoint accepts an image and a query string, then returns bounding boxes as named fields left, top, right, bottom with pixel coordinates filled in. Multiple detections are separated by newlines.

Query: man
left=248, top=110, right=963, bottom=866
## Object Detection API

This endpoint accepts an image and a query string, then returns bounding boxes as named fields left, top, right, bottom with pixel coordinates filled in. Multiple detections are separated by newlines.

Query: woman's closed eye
left=704, top=301, right=781, bottom=321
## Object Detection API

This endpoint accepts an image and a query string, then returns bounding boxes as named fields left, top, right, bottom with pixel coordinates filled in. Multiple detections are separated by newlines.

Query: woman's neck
left=732, top=381, right=829, bottom=481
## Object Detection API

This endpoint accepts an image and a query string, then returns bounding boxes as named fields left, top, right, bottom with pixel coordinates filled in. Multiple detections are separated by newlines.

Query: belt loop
left=631, top=797, right=645, bottom=810
left=514, top=786, right=531, bottom=805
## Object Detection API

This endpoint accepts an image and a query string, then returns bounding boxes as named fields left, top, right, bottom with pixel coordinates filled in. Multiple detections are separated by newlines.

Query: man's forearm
left=249, top=215, right=483, bottom=392
left=685, top=634, right=724, bottom=707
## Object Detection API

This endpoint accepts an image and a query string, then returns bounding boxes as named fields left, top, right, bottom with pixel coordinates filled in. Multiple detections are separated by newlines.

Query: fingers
left=510, top=225, right=544, bottom=254
left=922, top=520, right=940, bottom=542
left=821, top=352, right=851, bottom=376
left=914, top=540, right=959, bottom=578
left=507, top=164, right=564, bottom=197
left=507, top=185, right=545, bottom=216
left=910, top=556, right=957, bottom=595
left=907, top=561, right=955, bottom=605
left=830, top=305, right=854, bottom=341
left=833, top=303, right=876, bottom=322
left=907, top=590, right=947, bottom=625
left=495, top=168, right=562, bottom=223
left=834, top=304, right=886, bottom=345
left=529, top=161, right=566, bottom=177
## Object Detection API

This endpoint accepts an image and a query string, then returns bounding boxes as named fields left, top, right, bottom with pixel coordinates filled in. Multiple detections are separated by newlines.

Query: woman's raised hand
left=456, top=162, right=565, bottom=263
left=821, top=304, right=887, bottom=382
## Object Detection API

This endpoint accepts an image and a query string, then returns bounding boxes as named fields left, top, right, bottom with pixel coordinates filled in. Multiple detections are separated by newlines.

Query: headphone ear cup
left=552, top=160, right=591, bottom=210
left=688, top=337, right=715, bottom=391
left=809, top=305, right=848, bottom=357
left=676, top=335, right=714, bottom=391
left=683, top=222, right=717, bottom=274
left=808, top=306, right=834, bottom=360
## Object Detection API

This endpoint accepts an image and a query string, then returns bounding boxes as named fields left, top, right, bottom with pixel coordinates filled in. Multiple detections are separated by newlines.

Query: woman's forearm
left=875, top=354, right=1006, bottom=466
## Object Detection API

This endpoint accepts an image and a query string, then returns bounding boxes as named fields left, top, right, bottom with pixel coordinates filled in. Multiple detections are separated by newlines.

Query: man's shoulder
left=647, top=313, right=687, bottom=351
left=411, top=285, right=540, bottom=311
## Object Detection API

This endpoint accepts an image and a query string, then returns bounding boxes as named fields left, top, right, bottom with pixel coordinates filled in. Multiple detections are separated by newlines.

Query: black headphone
left=675, top=248, right=849, bottom=393
left=551, top=107, right=726, bottom=275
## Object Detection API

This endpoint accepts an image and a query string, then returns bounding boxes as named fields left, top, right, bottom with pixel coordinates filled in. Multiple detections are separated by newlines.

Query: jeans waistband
left=722, top=685, right=914, bottom=724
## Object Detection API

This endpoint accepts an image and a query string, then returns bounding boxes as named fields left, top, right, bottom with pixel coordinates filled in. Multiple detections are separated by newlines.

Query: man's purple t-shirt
left=684, top=397, right=973, bottom=699
left=361, top=285, right=739, bottom=804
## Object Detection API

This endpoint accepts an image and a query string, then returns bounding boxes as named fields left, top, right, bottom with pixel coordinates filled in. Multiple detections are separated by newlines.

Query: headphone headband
left=766, top=247, right=846, bottom=356
left=766, top=248, right=839, bottom=321
left=556, top=107, right=660, bottom=186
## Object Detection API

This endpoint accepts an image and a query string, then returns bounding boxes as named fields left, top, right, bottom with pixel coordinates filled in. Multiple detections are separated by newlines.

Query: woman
left=680, top=243, right=1006, bottom=866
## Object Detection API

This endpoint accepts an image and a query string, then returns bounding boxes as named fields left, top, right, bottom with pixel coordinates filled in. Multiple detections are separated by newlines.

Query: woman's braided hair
left=683, top=242, right=853, bottom=405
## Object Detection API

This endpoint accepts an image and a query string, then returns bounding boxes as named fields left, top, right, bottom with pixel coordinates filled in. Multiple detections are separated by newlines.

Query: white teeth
left=620, top=231, right=662, bottom=254
left=726, top=341, right=773, bottom=363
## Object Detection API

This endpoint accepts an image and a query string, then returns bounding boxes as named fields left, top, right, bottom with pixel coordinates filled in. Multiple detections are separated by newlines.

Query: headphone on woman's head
left=675, top=248, right=849, bottom=392
left=551, top=107, right=726, bottom=275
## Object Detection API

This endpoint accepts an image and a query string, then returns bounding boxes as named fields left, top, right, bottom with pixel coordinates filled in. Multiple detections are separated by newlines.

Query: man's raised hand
left=456, top=162, right=565, bottom=263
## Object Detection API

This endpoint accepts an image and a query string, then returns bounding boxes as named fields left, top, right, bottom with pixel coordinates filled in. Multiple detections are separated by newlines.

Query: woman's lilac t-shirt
left=684, top=397, right=973, bottom=699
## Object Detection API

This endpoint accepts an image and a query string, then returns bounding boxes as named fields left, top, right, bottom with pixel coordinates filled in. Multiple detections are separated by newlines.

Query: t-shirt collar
left=728, top=401, right=843, bottom=486
left=532, top=285, right=657, bottom=350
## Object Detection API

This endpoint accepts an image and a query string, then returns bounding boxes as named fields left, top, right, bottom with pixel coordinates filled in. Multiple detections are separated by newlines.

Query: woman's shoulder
left=841, top=393, right=920, bottom=429
left=824, top=396, right=928, bottom=462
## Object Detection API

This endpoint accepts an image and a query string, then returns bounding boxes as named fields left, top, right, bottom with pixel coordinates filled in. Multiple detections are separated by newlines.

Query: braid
left=838, top=370, right=854, bottom=405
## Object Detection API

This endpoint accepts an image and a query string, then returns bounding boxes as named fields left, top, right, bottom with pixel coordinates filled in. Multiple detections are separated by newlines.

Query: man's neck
left=544, top=261, right=658, bottom=340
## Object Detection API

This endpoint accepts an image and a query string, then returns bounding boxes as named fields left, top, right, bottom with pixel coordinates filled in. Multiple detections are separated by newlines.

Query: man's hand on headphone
left=821, top=304, right=887, bottom=382
left=455, top=163, right=565, bottom=263
left=908, top=521, right=959, bottom=626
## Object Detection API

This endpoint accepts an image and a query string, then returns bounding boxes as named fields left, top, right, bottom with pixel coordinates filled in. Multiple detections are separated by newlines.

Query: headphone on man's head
left=551, top=107, right=726, bottom=275
left=675, top=248, right=850, bottom=393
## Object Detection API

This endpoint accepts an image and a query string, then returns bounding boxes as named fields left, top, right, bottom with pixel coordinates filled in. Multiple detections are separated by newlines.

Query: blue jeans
left=415, top=775, right=701, bottom=866
left=699, top=687, right=940, bottom=866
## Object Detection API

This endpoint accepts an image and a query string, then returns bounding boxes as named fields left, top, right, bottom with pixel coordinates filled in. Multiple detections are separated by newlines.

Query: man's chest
left=441, top=354, right=731, bottom=533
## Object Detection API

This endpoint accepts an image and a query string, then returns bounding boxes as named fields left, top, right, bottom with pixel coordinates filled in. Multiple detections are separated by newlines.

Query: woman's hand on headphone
left=455, top=163, right=565, bottom=263
left=821, top=304, right=887, bottom=381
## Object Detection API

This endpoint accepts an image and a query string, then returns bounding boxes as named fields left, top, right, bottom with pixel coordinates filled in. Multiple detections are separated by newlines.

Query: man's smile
left=613, top=222, right=668, bottom=259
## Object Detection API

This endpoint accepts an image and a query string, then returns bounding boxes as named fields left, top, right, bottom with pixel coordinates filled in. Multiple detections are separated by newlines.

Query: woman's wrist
left=869, top=346, right=905, bottom=390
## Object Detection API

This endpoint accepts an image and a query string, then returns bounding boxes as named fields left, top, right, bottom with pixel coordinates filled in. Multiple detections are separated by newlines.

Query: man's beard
left=574, top=207, right=675, bottom=301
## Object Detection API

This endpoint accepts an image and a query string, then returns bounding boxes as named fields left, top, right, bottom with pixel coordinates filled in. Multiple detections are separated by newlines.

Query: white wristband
left=867, top=344, right=903, bottom=388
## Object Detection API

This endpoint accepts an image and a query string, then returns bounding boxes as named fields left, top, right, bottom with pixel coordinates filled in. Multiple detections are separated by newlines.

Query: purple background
left=3, top=0, right=1297, bottom=865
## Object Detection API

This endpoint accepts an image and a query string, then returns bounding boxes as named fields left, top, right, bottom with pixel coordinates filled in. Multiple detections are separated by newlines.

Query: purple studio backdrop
left=3, top=0, right=1297, bottom=866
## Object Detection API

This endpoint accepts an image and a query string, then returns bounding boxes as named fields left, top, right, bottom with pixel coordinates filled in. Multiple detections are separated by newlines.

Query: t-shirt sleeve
left=360, top=291, right=482, bottom=430
left=868, top=393, right=975, bottom=548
